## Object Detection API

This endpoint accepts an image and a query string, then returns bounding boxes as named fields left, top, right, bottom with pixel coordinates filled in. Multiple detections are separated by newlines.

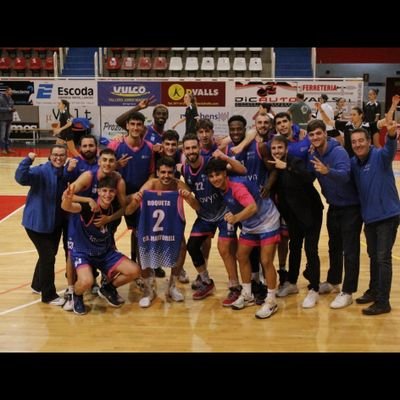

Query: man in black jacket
left=0, top=86, right=15, bottom=154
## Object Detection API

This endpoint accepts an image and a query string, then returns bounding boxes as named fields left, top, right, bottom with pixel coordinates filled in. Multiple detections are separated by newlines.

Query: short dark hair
left=127, top=111, right=146, bottom=123
left=205, top=157, right=227, bottom=175
left=98, top=175, right=118, bottom=189
left=80, top=134, right=98, bottom=146
left=307, top=119, right=326, bottom=132
left=228, top=115, right=247, bottom=127
left=350, top=127, right=370, bottom=140
left=99, top=148, right=116, bottom=158
left=156, top=156, right=176, bottom=170
left=163, top=130, right=179, bottom=143
left=182, top=133, right=199, bottom=144
left=196, top=118, right=214, bottom=131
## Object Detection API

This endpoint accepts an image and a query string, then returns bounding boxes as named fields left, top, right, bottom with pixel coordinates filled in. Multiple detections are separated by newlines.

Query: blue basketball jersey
left=183, top=156, right=227, bottom=223
left=137, top=190, right=185, bottom=269
left=109, top=138, right=154, bottom=194
left=70, top=201, right=114, bottom=256
left=144, top=125, right=165, bottom=145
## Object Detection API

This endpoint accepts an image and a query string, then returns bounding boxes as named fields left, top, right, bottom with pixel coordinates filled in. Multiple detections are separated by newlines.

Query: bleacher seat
left=155, top=48, right=170, bottom=57
left=249, top=47, right=262, bottom=57
left=233, top=47, right=247, bottom=57
left=184, top=57, right=199, bottom=76
left=169, top=56, right=183, bottom=76
left=141, top=48, right=154, bottom=57
left=13, top=56, right=27, bottom=76
left=28, top=57, right=42, bottom=76
left=187, top=47, right=201, bottom=56
left=249, top=57, right=262, bottom=77
left=0, top=57, right=12, bottom=75
left=233, top=57, right=247, bottom=76
left=201, top=57, right=215, bottom=77
left=4, top=48, right=16, bottom=58
left=152, top=57, right=168, bottom=76
left=121, top=56, right=136, bottom=76
left=34, top=48, right=47, bottom=59
left=202, top=47, right=216, bottom=57
left=20, top=48, right=33, bottom=57
left=105, top=56, right=121, bottom=76
left=125, top=48, right=138, bottom=57
left=110, top=48, right=123, bottom=57
left=43, top=56, right=55, bottom=76
left=217, top=57, right=230, bottom=76
left=217, top=48, right=231, bottom=57
left=171, top=48, right=185, bottom=56
left=137, top=56, right=152, bottom=76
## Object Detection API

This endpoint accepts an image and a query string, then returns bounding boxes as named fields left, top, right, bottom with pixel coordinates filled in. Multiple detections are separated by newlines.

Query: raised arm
left=115, top=95, right=156, bottom=130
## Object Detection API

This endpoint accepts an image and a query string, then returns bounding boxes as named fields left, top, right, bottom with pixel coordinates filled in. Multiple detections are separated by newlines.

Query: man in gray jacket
left=0, top=86, right=15, bottom=154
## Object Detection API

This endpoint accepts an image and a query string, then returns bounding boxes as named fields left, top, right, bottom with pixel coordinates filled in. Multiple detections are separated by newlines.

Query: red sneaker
left=222, top=286, right=242, bottom=307
left=192, top=279, right=215, bottom=300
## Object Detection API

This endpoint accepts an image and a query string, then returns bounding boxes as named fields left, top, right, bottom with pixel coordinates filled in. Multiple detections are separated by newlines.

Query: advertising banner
left=100, top=106, right=232, bottom=140
left=0, top=81, right=35, bottom=105
left=32, top=80, right=97, bottom=106
left=234, top=79, right=363, bottom=124
left=97, top=81, right=161, bottom=106
left=161, top=81, right=226, bottom=107
left=38, top=104, right=100, bottom=139
left=10, top=105, right=40, bottom=139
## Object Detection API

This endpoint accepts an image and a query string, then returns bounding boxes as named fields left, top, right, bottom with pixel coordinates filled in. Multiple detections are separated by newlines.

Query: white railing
left=311, top=47, right=316, bottom=79
left=271, top=48, right=275, bottom=79
left=53, top=51, right=58, bottom=77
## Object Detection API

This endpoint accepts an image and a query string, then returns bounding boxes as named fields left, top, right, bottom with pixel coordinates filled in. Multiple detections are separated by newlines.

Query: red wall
left=317, top=48, right=400, bottom=63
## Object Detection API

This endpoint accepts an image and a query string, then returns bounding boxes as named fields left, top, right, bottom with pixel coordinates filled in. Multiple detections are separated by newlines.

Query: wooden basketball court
left=0, top=152, right=399, bottom=352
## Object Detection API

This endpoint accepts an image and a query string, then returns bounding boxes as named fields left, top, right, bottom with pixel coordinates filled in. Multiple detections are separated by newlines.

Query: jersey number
left=152, top=209, right=165, bottom=232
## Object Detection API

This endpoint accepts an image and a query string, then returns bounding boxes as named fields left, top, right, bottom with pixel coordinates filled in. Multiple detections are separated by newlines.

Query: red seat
left=19, top=47, right=33, bottom=57
left=4, top=48, right=16, bottom=57
left=44, top=56, right=55, bottom=75
left=33, top=47, right=48, bottom=59
left=125, top=47, right=138, bottom=57
left=137, top=57, right=151, bottom=76
left=110, top=48, right=123, bottom=57
left=105, top=56, right=121, bottom=76
left=152, top=57, right=168, bottom=76
left=121, top=57, right=136, bottom=76
left=13, top=56, right=27, bottom=75
left=0, top=57, right=12, bottom=75
left=28, top=57, right=42, bottom=75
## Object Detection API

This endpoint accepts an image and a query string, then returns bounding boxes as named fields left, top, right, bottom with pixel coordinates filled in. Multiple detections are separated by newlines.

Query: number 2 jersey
left=137, top=190, right=185, bottom=269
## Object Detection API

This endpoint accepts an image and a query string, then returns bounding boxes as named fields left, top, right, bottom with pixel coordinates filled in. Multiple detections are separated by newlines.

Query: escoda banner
left=234, top=79, right=363, bottom=123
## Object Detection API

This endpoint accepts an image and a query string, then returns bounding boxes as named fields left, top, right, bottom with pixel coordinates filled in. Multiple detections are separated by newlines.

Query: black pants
left=26, top=224, right=67, bottom=302
left=326, top=205, right=363, bottom=293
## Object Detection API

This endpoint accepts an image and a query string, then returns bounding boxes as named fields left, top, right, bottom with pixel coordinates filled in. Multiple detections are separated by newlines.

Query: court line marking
left=0, top=204, right=25, bottom=224
left=0, top=228, right=129, bottom=315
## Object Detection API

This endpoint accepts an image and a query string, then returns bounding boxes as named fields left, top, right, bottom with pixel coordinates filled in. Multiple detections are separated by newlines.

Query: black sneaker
left=98, top=284, right=122, bottom=308
left=278, top=269, right=288, bottom=287
left=154, top=267, right=166, bottom=278
left=191, top=274, right=202, bottom=290
left=356, top=289, right=377, bottom=304
left=73, top=293, right=87, bottom=315
left=362, top=302, right=391, bottom=315
left=252, top=280, right=267, bottom=305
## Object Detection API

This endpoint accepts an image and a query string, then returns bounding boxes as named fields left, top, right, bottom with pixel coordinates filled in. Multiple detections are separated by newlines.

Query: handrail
left=53, top=51, right=58, bottom=77
left=271, top=48, right=275, bottom=79
left=311, top=47, right=316, bottom=79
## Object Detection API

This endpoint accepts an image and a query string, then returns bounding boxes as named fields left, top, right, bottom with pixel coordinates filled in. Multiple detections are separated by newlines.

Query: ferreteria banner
left=234, top=79, right=363, bottom=124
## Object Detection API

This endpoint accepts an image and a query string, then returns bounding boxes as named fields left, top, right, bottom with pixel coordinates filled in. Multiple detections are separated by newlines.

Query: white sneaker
left=255, top=298, right=278, bottom=319
left=231, top=293, right=255, bottom=310
left=139, top=288, right=156, bottom=308
left=48, top=296, right=66, bottom=306
left=276, top=282, right=299, bottom=297
left=178, top=269, right=190, bottom=284
left=168, top=285, right=184, bottom=302
left=319, top=281, right=340, bottom=294
left=63, top=293, right=73, bottom=311
left=302, top=289, right=319, bottom=308
left=330, top=292, right=353, bottom=309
